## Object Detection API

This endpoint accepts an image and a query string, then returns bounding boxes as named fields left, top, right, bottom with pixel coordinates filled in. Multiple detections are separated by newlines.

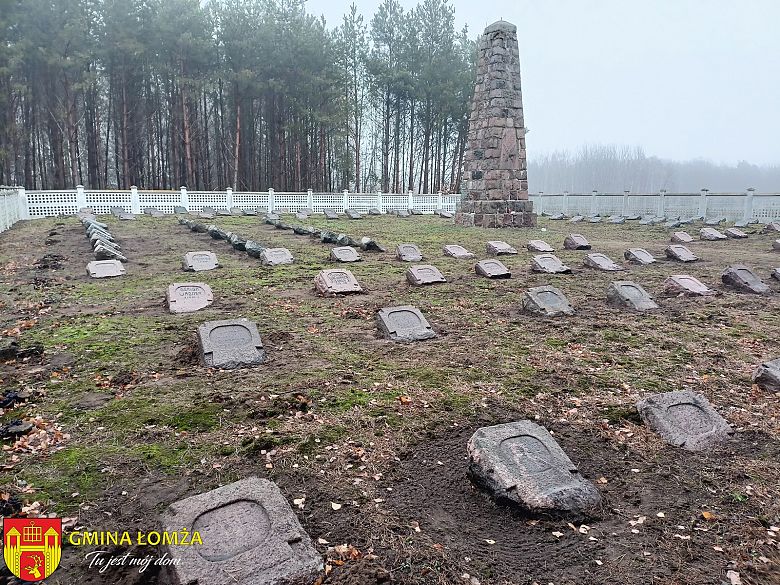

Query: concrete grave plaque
left=522, top=285, right=575, bottom=316
left=396, top=243, right=423, bottom=262
left=264, top=213, right=280, bottom=223
left=94, top=244, right=127, bottom=262
left=330, top=246, right=361, bottom=262
left=475, top=259, right=511, bottom=279
left=243, top=208, right=258, bottom=216
left=439, top=210, right=454, bottom=219
left=167, top=283, right=214, bottom=314
left=183, top=251, right=219, bottom=272
left=197, top=212, right=215, bottom=220
left=752, top=358, right=780, bottom=392
left=721, top=264, right=770, bottom=294
left=549, top=213, right=565, bottom=220
left=230, top=207, right=245, bottom=216
left=530, top=254, right=571, bottom=274
left=202, top=206, right=217, bottom=214
left=377, top=306, right=436, bottom=342
left=217, top=209, right=231, bottom=216
left=110, top=206, right=124, bottom=216
left=638, top=217, right=656, bottom=225
left=563, top=234, right=591, bottom=250
left=345, top=209, right=363, bottom=219
left=569, top=215, right=584, bottom=223
left=160, top=477, right=322, bottom=585
left=664, top=219, right=682, bottom=228
left=609, top=215, right=626, bottom=224
left=467, top=421, right=601, bottom=513
left=360, top=237, right=386, bottom=252
left=295, top=211, right=309, bottom=220
left=773, top=240, right=780, bottom=251
left=527, top=239, right=554, bottom=252
left=486, top=241, right=517, bottom=255
left=86, top=260, right=126, bottom=278
left=671, top=231, right=694, bottom=243
left=323, top=208, right=339, bottom=219
left=704, top=216, right=726, bottom=226
left=368, top=207, right=382, bottom=215
left=143, top=207, right=161, bottom=215
left=260, top=248, right=294, bottom=266
left=625, top=214, right=641, bottom=221
left=443, top=244, right=475, bottom=259
left=606, top=281, right=659, bottom=311
left=700, top=227, right=727, bottom=241
left=587, top=216, right=602, bottom=223
left=406, top=264, right=446, bottom=286
left=314, top=269, right=363, bottom=295
left=624, top=248, right=656, bottom=265
left=762, top=222, right=780, bottom=233
left=397, top=209, right=411, bottom=218
left=725, top=227, right=748, bottom=239
left=118, top=212, right=135, bottom=220
left=664, top=275, right=715, bottom=296
left=636, top=390, right=733, bottom=451
left=409, top=208, right=424, bottom=215
left=198, top=319, right=265, bottom=369
left=584, top=253, right=623, bottom=271
left=665, top=245, right=698, bottom=262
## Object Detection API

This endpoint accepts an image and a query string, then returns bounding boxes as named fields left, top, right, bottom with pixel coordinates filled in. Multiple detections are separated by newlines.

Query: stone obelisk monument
left=456, top=20, right=536, bottom=228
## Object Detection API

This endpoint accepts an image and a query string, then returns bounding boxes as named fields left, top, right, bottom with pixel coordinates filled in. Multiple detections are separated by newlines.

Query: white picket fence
left=2, top=186, right=779, bottom=235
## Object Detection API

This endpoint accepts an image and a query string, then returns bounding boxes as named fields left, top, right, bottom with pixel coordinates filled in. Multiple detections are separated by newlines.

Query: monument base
left=455, top=200, right=537, bottom=228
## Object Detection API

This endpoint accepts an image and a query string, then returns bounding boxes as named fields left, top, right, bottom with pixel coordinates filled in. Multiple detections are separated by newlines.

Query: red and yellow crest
left=3, top=518, right=62, bottom=581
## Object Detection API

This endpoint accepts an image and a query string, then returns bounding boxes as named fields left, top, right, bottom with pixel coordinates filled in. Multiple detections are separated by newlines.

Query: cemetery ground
left=1, top=213, right=779, bottom=585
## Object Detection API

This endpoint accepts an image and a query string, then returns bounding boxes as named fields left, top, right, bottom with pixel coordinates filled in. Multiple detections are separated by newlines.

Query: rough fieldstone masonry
left=456, top=20, right=536, bottom=229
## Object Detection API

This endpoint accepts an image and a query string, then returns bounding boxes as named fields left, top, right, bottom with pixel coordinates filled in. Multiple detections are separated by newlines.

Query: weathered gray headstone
left=587, top=216, right=602, bottom=223
left=762, top=222, right=780, bottom=233
left=295, top=211, right=309, bottom=220
left=368, top=207, right=382, bottom=215
left=174, top=205, right=188, bottom=214
left=752, top=358, right=780, bottom=392
left=636, top=390, right=733, bottom=451
left=197, top=212, right=215, bottom=220
left=264, top=213, right=280, bottom=222
left=191, top=222, right=208, bottom=233
left=773, top=267, right=780, bottom=281
left=704, top=216, right=726, bottom=226
left=260, top=248, right=294, bottom=266
left=143, top=207, right=162, bottom=215
left=475, top=259, right=511, bottom=279
left=772, top=239, right=780, bottom=251
left=527, top=239, right=553, bottom=252
left=217, top=209, right=231, bottom=216
left=569, top=215, right=584, bottom=223
left=94, top=244, right=127, bottom=262
left=700, top=227, right=727, bottom=241
left=584, top=253, right=623, bottom=271
left=397, top=209, right=411, bottom=218
left=467, top=421, right=601, bottom=513
left=549, top=213, right=565, bottom=220
left=160, top=477, right=322, bottom=585
left=721, top=264, right=770, bottom=294
left=245, top=241, right=266, bottom=258
left=396, top=243, right=423, bottom=262
left=609, top=215, right=626, bottom=224
left=229, top=207, right=245, bottom=216
left=664, top=275, right=715, bottom=296
left=606, top=281, right=659, bottom=311
left=376, top=306, right=436, bottom=342
left=665, top=245, right=698, bottom=262
left=183, top=251, right=219, bottom=272
left=671, top=231, right=694, bottom=243
left=198, top=319, right=265, bottom=369
left=110, top=206, right=124, bottom=216
left=624, top=248, right=656, bottom=265
left=563, top=234, right=591, bottom=250
left=360, top=237, right=385, bottom=252
left=86, top=260, right=126, bottom=278
left=118, top=212, right=135, bottom=220
left=167, top=283, right=214, bottom=314
left=443, top=244, right=475, bottom=259
left=244, top=209, right=258, bottom=216
left=330, top=246, right=361, bottom=262
left=664, top=219, right=682, bottom=228
left=406, top=264, right=446, bottom=286
left=638, top=216, right=656, bottom=225
left=202, top=206, right=217, bottom=215
left=323, top=208, right=339, bottom=219
left=208, top=226, right=229, bottom=240
left=522, top=285, right=575, bottom=316
left=530, top=254, right=571, bottom=274
left=486, top=241, right=517, bottom=255
left=292, top=225, right=317, bottom=236
left=625, top=214, right=641, bottom=221
left=345, top=209, right=363, bottom=219
left=314, top=269, right=363, bottom=295
left=439, top=210, right=454, bottom=219
left=725, top=227, right=748, bottom=239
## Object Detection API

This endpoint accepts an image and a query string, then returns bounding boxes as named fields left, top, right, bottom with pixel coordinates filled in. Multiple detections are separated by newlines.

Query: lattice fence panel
left=26, top=190, right=78, bottom=218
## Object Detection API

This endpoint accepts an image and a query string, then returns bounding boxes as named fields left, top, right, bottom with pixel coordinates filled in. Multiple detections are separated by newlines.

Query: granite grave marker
left=376, top=306, right=436, bottom=342
left=584, top=253, right=623, bottom=271
left=475, top=259, right=511, bottom=279
left=563, top=234, right=591, bottom=250
left=183, top=251, right=219, bottom=272
left=665, top=245, right=698, bottom=262
left=522, top=285, right=575, bottom=316
left=167, top=283, right=214, bottom=314
left=314, top=269, right=363, bottom=295
left=486, top=241, right=517, bottom=255
left=330, top=246, right=362, bottom=263
left=198, top=319, right=265, bottom=369
left=664, top=275, right=715, bottom=296
left=624, top=248, right=656, bottom=265
left=397, top=244, right=423, bottom=262
left=86, top=260, right=126, bottom=278
left=721, top=264, right=770, bottom=294
left=606, top=281, right=659, bottom=311
left=406, top=264, right=446, bottom=286
left=530, top=254, right=571, bottom=274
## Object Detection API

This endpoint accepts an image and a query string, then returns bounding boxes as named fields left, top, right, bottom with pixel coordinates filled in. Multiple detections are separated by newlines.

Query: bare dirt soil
left=0, top=213, right=779, bottom=585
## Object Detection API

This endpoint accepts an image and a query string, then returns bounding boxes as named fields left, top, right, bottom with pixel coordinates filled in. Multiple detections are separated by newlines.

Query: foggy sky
left=305, top=0, right=780, bottom=165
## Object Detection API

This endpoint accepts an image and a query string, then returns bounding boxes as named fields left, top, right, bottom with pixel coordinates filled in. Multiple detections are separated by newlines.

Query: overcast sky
left=305, top=0, right=779, bottom=166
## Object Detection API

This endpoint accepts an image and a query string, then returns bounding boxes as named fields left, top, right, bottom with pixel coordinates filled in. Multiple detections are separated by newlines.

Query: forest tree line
left=0, top=0, right=475, bottom=193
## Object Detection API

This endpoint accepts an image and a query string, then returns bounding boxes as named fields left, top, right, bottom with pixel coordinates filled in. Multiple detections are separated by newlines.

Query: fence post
left=76, top=185, right=87, bottom=210
left=536, top=192, right=543, bottom=215
left=743, top=187, right=755, bottom=222
left=437, top=191, right=443, bottom=211
left=268, top=188, right=275, bottom=212
left=180, top=185, right=190, bottom=210
left=699, top=188, right=709, bottom=218
left=590, top=190, right=598, bottom=216
left=408, top=190, right=413, bottom=211
left=658, top=189, right=666, bottom=217
left=342, top=189, right=349, bottom=212
left=225, top=187, right=233, bottom=210
left=131, top=185, right=140, bottom=214
left=562, top=190, right=569, bottom=215
left=18, top=187, right=29, bottom=220
left=307, top=188, right=313, bottom=210
left=377, top=190, right=383, bottom=212
left=622, top=190, right=629, bottom=216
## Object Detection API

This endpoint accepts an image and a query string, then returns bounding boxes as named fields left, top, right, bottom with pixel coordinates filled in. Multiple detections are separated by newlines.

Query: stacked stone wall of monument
left=456, top=20, right=536, bottom=228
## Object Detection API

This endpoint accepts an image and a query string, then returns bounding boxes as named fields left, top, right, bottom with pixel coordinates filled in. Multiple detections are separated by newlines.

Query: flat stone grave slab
left=671, top=231, right=694, bottom=243
left=530, top=254, right=571, bottom=274
left=584, top=253, right=623, bottom=271
left=368, top=207, right=382, bottom=215
left=323, top=208, right=339, bottom=219
left=406, top=264, right=446, bottom=286
left=665, top=245, right=698, bottom=262
left=229, top=207, right=245, bottom=216
left=752, top=358, right=780, bottom=392
left=376, top=306, right=436, bottom=342
left=721, top=264, right=770, bottom=294
left=208, top=226, right=229, bottom=240
left=264, top=213, right=280, bottom=222
left=118, top=212, right=135, bottom=220
left=314, top=269, right=363, bottom=295
left=762, top=222, right=780, bottom=233
left=522, top=285, right=575, bottom=316
left=198, top=318, right=265, bottom=369
left=467, top=421, right=601, bottom=513
left=725, top=227, right=748, bottom=239
left=345, top=209, right=363, bottom=219
left=568, top=215, right=584, bottom=223
left=700, top=227, right=727, bottom=240
left=143, top=207, right=162, bottom=215
left=664, top=274, right=715, bottom=296
left=245, top=241, right=265, bottom=258
left=439, top=211, right=454, bottom=219
left=486, top=240, right=517, bottom=255
left=202, top=206, right=217, bottom=214
left=563, top=234, right=591, bottom=250
left=183, top=251, right=219, bottom=272
left=443, top=244, right=475, bottom=259
left=190, top=223, right=208, bottom=233
left=609, top=216, right=626, bottom=224
left=587, top=216, right=602, bottom=223
left=734, top=220, right=749, bottom=227
left=260, top=248, right=294, bottom=266
left=624, top=248, right=656, bottom=265
left=396, top=243, right=423, bottom=262
left=397, top=209, right=411, bottom=218
left=174, top=205, right=188, bottom=214
left=625, top=214, right=641, bottom=220
left=665, top=220, right=682, bottom=228
left=475, top=259, right=511, bottom=279
left=217, top=209, right=231, bottom=216
left=527, top=239, right=554, bottom=252
left=639, top=217, right=656, bottom=225
left=606, top=281, right=659, bottom=311
left=160, top=477, right=322, bottom=585
left=549, top=213, right=565, bottom=220
left=197, top=212, right=215, bottom=220
left=110, top=206, right=124, bottom=216
left=636, top=390, right=733, bottom=450
left=94, top=244, right=127, bottom=262
left=86, top=260, right=126, bottom=278
left=295, top=211, right=309, bottom=220
left=330, top=246, right=361, bottom=262
left=704, top=216, right=726, bottom=226
left=243, top=209, right=258, bottom=216
left=167, top=283, right=214, bottom=314
left=773, top=240, right=780, bottom=251
left=360, top=237, right=385, bottom=252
